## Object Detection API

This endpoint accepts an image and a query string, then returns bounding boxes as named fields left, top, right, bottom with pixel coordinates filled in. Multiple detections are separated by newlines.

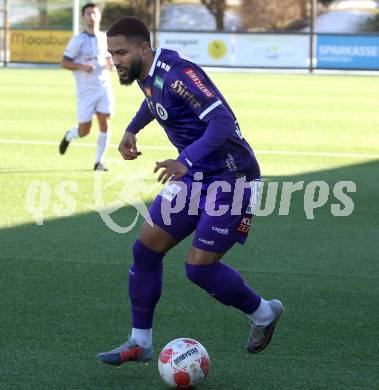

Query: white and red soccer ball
left=158, top=338, right=210, bottom=388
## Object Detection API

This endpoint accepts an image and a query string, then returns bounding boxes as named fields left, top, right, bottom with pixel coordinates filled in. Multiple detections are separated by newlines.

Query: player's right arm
left=118, top=99, right=155, bottom=160
left=118, top=131, right=141, bottom=160
left=61, top=57, right=93, bottom=73
left=61, top=34, right=94, bottom=73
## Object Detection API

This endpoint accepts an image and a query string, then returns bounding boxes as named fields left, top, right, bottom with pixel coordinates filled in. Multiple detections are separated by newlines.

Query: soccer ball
left=158, top=338, right=210, bottom=388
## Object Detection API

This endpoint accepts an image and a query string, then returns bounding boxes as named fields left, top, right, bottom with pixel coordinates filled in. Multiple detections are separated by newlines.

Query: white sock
left=131, top=328, right=152, bottom=348
left=95, top=131, right=109, bottom=164
left=248, top=298, right=275, bottom=326
left=65, top=126, right=79, bottom=142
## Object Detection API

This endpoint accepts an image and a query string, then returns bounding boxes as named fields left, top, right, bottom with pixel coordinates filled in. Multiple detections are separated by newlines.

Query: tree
left=36, top=0, right=48, bottom=26
left=241, top=0, right=308, bottom=31
left=360, top=13, right=379, bottom=32
left=102, top=2, right=144, bottom=29
left=201, top=0, right=226, bottom=31
left=102, top=0, right=164, bottom=29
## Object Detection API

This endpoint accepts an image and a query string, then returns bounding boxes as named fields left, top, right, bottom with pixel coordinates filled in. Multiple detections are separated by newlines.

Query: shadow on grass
left=0, top=160, right=378, bottom=389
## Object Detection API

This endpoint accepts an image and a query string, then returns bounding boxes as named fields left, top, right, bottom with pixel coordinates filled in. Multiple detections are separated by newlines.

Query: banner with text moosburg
left=10, top=30, right=72, bottom=63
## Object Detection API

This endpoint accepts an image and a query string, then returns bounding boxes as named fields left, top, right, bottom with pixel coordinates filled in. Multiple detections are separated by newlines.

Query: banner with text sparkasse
left=316, top=34, right=379, bottom=69
left=10, top=30, right=72, bottom=63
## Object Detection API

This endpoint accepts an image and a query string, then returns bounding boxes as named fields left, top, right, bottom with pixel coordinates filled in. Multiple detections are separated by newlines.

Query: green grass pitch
left=0, top=67, right=378, bottom=389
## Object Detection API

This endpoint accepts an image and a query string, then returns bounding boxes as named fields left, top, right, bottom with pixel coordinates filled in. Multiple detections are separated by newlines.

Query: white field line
left=0, top=138, right=378, bottom=159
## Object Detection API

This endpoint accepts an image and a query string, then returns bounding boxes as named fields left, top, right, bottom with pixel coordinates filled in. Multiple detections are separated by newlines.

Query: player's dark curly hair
left=106, top=17, right=151, bottom=46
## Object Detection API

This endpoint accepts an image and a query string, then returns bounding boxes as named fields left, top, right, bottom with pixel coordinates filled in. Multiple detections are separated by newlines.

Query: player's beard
left=118, top=55, right=143, bottom=86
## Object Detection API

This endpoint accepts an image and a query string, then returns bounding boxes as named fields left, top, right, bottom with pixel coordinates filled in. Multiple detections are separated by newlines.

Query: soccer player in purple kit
left=97, top=17, right=283, bottom=367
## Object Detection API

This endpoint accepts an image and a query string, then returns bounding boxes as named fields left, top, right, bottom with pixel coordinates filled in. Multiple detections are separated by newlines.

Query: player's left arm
left=154, top=159, right=188, bottom=184
left=154, top=106, right=235, bottom=183
left=178, top=105, right=236, bottom=169
left=126, top=99, right=155, bottom=135
left=118, top=100, right=156, bottom=161
left=167, top=66, right=237, bottom=170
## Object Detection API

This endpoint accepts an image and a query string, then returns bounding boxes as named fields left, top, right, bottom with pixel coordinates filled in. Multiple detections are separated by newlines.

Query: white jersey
left=64, top=30, right=112, bottom=94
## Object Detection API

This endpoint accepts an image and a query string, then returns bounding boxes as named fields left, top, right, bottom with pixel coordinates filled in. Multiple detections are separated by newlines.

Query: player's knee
left=78, top=123, right=91, bottom=136
left=186, top=247, right=223, bottom=265
left=139, top=222, right=176, bottom=253
left=132, top=239, right=164, bottom=272
left=98, top=120, right=109, bottom=132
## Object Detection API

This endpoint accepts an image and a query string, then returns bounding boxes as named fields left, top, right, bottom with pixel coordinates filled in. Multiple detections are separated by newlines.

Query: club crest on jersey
left=171, top=80, right=201, bottom=109
left=156, top=103, right=168, bottom=120
left=154, top=75, right=164, bottom=90
left=183, top=67, right=214, bottom=97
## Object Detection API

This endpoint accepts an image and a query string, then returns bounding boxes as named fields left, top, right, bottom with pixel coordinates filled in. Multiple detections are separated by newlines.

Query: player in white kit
left=59, top=3, right=114, bottom=171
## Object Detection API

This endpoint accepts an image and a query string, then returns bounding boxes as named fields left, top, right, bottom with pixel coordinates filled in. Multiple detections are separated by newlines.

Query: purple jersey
left=127, top=48, right=260, bottom=180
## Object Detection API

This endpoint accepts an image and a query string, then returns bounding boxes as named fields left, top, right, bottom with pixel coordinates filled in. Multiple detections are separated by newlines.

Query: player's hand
left=154, top=159, right=188, bottom=184
left=118, top=131, right=141, bottom=160
left=80, top=64, right=94, bottom=73
left=104, top=58, right=114, bottom=70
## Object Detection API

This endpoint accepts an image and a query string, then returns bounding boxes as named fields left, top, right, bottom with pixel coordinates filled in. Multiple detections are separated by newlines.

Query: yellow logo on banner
left=10, top=30, right=72, bottom=63
left=208, top=40, right=227, bottom=60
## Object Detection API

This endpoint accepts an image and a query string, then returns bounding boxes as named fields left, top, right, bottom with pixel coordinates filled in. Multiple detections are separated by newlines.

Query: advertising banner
left=158, top=32, right=233, bottom=66
left=158, top=32, right=309, bottom=68
left=316, top=35, right=379, bottom=69
left=234, top=34, right=309, bottom=68
left=10, top=30, right=71, bottom=63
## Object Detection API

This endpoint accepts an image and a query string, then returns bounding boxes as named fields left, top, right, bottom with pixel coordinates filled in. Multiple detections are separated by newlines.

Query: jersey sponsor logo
left=226, top=153, right=237, bottom=172
left=156, top=103, right=168, bottom=120
left=236, top=214, right=252, bottom=236
left=211, top=226, right=229, bottom=235
left=160, top=182, right=182, bottom=201
left=153, top=75, right=164, bottom=90
left=198, top=238, right=215, bottom=246
left=183, top=67, right=214, bottom=97
left=171, top=80, right=201, bottom=109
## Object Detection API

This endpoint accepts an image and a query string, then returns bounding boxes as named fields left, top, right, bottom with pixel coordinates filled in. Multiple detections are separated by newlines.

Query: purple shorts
left=148, top=175, right=261, bottom=253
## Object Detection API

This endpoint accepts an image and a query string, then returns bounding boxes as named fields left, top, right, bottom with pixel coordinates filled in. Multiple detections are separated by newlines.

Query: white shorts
left=77, top=86, right=114, bottom=123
